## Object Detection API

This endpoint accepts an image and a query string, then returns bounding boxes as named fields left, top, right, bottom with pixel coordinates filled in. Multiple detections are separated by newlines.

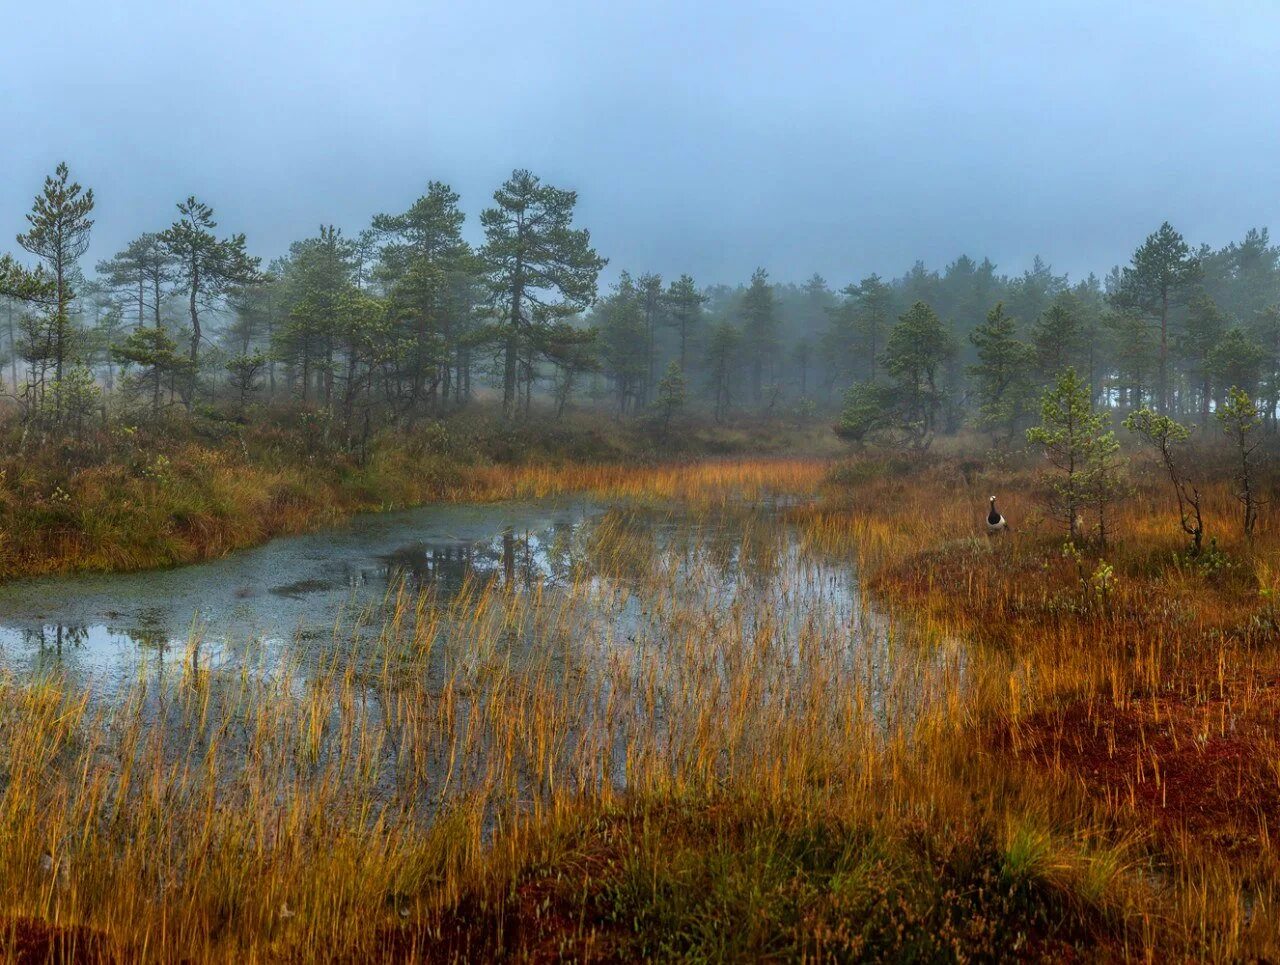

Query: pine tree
left=969, top=302, right=1035, bottom=440
left=226, top=268, right=284, bottom=398
left=1222, top=227, right=1280, bottom=321
left=834, top=380, right=896, bottom=447
left=791, top=338, right=812, bottom=397
left=90, top=301, right=126, bottom=391
left=1005, top=256, right=1067, bottom=328
left=1250, top=306, right=1280, bottom=431
left=740, top=268, right=778, bottom=405
left=852, top=274, right=893, bottom=381
left=1110, top=222, right=1201, bottom=413
left=881, top=301, right=955, bottom=449
left=1218, top=386, right=1265, bottom=540
left=1208, top=328, right=1266, bottom=399
left=636, top=272, right=664, bottom=406
left=704, top=321, right=741, bottom=423
left=1071, top=276, right=1107, bottom=397
left=539, top=321, right=599, bottom=419
left=654, top=360, right=686, bottom=434
left=331, top=288, right=390, bottom=427
left=160, top=197, right=259, bottom=400
left=1124, top=408, right=1204, bottom=554
left=479, top=170, right=605, bottom=419
left=1027, top=368, right=1124, bottom=544
left=96, top=233, right=174, bottom=330
left=372, top=182, right=476, bottom=410
left=112, top=325, right=189, bottom=417
left=824, top=274, right=893, bottom=392
left=1, top=294, right=17, bottom=390
left=16, top=162, right=95, bottom=421
left=0, top=254, right=52, bottom=303
left=1178, top=292, right=1227, bottom=426
left=596, top=274, right=647, bottom=414
left=226, top=351, right=268, bottom=410
left=274, top=226, right=357, bottom=408
left=793, top=274, right=832, bottom=390
left=1104, top=309, right=1157, bottom=409
left=665, top=274, right=706, bottom=373
left=1030, top=294, right=1086, bottom=386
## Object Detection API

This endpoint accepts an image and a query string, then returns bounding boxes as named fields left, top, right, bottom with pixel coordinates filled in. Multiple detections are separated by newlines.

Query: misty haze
left=2, top=2, right=1279, bottom=961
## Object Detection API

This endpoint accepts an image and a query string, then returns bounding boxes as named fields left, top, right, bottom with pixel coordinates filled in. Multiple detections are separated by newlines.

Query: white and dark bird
left=986, top=496, right=1007, bottom=534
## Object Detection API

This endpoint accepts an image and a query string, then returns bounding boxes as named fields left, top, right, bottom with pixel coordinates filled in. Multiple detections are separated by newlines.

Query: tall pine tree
left=479, top=170, right=605, bottom=419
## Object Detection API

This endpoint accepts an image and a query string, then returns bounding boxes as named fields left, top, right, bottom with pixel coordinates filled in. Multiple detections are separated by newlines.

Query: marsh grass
left=801, top=449, right=1280, bottom=958
left=0, top=470, right=914, bottom=961
left=3, top=451, right=1279, bottom=960
left=0, top=405, right=828, bottom=581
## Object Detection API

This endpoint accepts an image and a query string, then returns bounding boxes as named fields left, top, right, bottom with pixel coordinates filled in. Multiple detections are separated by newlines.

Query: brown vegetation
left=3, top=444, right=1280, bottom=959
left=0, top=407, right=837, bottom=582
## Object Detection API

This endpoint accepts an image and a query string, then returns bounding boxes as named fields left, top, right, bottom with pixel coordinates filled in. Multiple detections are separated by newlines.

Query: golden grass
left=0, top=488, right=933, bottom=960
left=467, top=457, right=827, bottom=504
left=791, top=451, right=1280, bottom=957
left=0, top=430, right=824, bottom=581
left=2, top=450, right=1279, bottom=959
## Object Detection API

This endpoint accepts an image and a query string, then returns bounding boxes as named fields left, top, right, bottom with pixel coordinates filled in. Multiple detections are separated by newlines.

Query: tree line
left=0, top=165, right=605, bottom=439
left=4, top=163, right=1280, bottom=445
left=833, top=224, right=1280, bottom=448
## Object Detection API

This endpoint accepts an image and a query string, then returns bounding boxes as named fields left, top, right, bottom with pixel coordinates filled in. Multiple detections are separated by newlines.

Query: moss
left=427, top=798, right=1109, bottom=961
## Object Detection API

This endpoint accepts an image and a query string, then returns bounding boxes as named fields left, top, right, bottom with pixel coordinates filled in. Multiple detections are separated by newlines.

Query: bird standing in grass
left=986, top=496, right=1007, bottom=534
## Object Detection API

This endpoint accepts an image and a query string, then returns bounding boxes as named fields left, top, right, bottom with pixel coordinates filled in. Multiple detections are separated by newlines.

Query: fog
left=4, top=0, right=1279, bottom=284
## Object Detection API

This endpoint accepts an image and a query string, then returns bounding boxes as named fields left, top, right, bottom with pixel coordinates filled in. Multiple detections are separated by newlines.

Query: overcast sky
left=2, top=0, right=1279, bottom=288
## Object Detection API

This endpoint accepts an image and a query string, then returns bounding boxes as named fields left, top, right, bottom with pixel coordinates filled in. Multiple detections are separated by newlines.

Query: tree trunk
left=502, top=330, right=518, bottom=418
left=1158, top=288, right=1169, bottom=413
left=186, top=259, right=201, bottom=409
left=54, top=249, right=66, bottom=421
left=6, top=300, right=15, bottom=390
left=503, top=278, right=524, bottom=419
left=188, top=266, right=200, bottom=365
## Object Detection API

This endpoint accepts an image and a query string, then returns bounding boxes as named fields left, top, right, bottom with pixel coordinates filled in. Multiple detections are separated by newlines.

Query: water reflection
left=0, top=501, right=873, bottom=700
left=0, top=501, right=603, bottom=690
left=377, top=524, right=561, bottom=593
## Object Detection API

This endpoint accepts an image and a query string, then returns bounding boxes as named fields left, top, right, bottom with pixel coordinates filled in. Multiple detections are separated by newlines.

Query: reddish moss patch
left=377, top=800, right=1109, bottom=962
left=0, top=917, right=115, bottom=964
left=1003, top=684, right=1280, bottom=853
left=376, top=814, right=633, bottom=963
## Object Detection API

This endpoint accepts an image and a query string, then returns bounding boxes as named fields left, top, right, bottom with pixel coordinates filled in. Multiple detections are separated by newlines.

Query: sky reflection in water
left=0, top=501, right=603, bottom=690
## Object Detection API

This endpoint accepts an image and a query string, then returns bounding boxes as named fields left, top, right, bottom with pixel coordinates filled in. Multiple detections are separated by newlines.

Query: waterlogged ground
left=0, top=501, right=601, bottom=687
left=0, top=489, right=985, bottom=963
left=0, top=497, right=889, bottom=696
left=0, top=494, right=958, bottom=817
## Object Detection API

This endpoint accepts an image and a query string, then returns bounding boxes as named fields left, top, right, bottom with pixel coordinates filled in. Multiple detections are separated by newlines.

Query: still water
left=0, top=498, right=875, bottom=695
left=0, top=496, right=952, bottom=823
left=0, top=501, right=607, bottom=689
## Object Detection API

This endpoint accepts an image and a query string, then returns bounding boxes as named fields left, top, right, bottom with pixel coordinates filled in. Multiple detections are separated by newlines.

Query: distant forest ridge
left=1, top=164, right=1276, bottom=437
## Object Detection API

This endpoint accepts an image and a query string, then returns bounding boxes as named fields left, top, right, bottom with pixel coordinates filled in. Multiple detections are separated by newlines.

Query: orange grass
left=3, top=449, right=1280, bottom=958
left=791, top=450, right=1280, bottom=957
